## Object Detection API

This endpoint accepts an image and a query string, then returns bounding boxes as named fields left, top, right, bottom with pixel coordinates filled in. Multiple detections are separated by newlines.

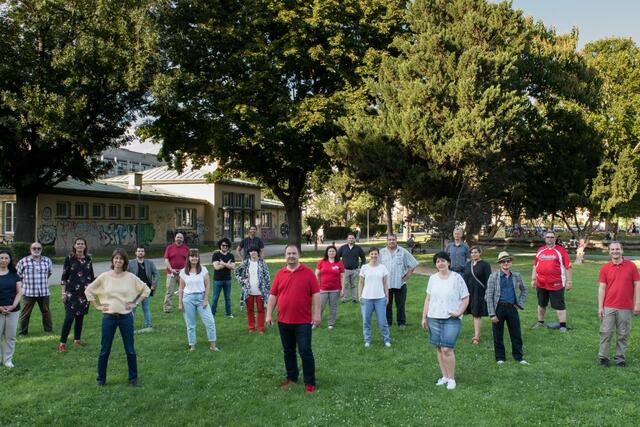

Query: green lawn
left=3, top=251, right=639, bottom=426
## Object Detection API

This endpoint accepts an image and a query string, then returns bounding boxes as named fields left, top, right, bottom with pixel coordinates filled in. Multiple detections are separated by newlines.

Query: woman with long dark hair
left=58, top=237, right=95, bottom=352
left=179, top=249, right=218, bottom=351
left=85, top=248, right=149, bottom=386
left=0, top=249, right=23, bottom=368
left=315, top=245, right=345, bottom=329
left=462, top=246, right=491, bottom=344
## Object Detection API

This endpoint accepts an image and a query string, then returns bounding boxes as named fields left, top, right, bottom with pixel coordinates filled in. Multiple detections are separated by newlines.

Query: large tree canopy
left=0, top=0, right=156, bottom=241
left=142, top=0, right=406, bottom=247
left=585, top=38, right=640, bottom=218
left=336, top=0, right=601, bottom=237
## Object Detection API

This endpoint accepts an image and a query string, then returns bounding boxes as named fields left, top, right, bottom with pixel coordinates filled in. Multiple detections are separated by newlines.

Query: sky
left=127, top=0, right=640, bottom=154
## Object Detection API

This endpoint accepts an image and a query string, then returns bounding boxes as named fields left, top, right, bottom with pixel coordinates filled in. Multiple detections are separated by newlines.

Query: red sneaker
left=57, top=343, right=66, bottom=353
left=73, top=340, right=82, bottom=347
left=305, top=384, right=316, bottom=395
left=280, top=379, right=295, bottom=390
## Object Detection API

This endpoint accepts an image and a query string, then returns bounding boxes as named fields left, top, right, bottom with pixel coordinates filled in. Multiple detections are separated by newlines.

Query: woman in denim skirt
left=421, top=251, right=469, bottom=390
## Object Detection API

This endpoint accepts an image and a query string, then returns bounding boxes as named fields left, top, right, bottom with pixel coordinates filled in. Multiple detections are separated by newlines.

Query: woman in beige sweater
left=85, top=248, right=150, bottom=387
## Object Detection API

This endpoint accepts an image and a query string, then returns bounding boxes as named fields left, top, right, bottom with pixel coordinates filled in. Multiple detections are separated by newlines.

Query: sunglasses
left=31, top=247, right=43, bottom=250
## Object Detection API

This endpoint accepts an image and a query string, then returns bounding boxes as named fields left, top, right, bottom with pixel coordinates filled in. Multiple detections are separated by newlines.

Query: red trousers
left=246, top=295, right=265, bottom=332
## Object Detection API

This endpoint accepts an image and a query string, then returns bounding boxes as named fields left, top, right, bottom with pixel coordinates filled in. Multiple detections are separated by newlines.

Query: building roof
left=42, top=179, right=207, bottom=204
left=102, top=165, right=260, bottom=188
left=261, top=198, right=285, bottom=209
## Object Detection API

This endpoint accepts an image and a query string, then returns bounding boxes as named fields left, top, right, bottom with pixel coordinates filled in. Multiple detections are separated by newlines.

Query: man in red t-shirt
left=531, top=231, right=573, bottom=331
left=597, top=241, right=640, bottom=367
left=162, top=233, right=189, bottom=313
left=266, top=245, right=320, bottom=394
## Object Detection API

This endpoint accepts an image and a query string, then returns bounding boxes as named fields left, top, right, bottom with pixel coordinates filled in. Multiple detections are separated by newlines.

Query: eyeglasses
left=31, top=247, right=42, bottom=251
left=221, top=244, right=229, bottom=247
left=499, top=260, right=512, bottom=264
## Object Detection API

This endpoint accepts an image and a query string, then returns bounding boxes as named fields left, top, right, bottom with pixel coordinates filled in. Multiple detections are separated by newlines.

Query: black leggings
left=60, top=310, right=85, bottom=343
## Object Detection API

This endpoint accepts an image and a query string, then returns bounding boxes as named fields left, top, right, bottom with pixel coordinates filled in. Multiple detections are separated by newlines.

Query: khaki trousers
left=0, top=311, right=19, bottom=365
left=343, top=269, right=359, bottom=302
left=599, top=307, right=633, bottom=363
left=163, top=274, right=180, bottom=312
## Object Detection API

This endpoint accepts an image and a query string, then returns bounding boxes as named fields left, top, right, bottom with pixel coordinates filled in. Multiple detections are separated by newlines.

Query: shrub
left=10, top=241, right=31, bottom=259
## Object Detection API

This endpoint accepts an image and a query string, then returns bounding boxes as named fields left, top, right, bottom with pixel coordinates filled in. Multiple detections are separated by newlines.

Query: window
left=222, top=192, right=234, bottom=207
left=235, top=193, right=244, bottom=208
left=245, top=195, right=255, bottom=209
left=176, top=208, right=196, bottom=228
left=261, top=212, right=272, bottom=228
left=138, top=205, right=149, bottom=220
left=92, top=204, right=105, bottom=219
left=107, top=204, right=120, bottom=219
left=74, top=203, right=88, bottom=218
left=3, top=202, right=15, bottom=234
left=56, top=202, right=70, bottom=218
left=123, top=205, right=135, bottom=219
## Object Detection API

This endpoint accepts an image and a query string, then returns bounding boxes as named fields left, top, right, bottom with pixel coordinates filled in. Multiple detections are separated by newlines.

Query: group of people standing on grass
left=2, top=226, right=639, bottom=393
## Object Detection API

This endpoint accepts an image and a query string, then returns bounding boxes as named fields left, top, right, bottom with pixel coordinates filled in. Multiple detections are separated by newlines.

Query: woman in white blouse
left=421, top=251, right=469, bottom=390
left=178, top=249, right=219, bottom=351
left=358, top=247, right=391, bottom=348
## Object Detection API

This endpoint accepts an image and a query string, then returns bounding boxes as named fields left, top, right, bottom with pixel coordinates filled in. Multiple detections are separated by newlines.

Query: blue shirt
left=499, top=271, right=516, bottom=304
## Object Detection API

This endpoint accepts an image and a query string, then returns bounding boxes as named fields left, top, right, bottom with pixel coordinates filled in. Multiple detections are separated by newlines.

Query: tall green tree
left=352, top=0, right=600, bottom=235
left=585, top=38, right=640, bottom=220
left=0, top=0, right=156, bottom=241
left=142, top=0, right=406, bottom=247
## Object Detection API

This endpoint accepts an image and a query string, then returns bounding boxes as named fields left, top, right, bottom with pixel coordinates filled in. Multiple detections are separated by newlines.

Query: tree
left=355, top=0, right=600, bottom=237
left=141, top=0, right=406, bottom=247
left=584, top=39, right=640, bottom=220
left=0, top=0, right=156, bottom=241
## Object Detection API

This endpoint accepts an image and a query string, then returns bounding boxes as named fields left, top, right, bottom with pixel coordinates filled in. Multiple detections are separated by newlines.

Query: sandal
left=471, top=336, right=480, bottom=345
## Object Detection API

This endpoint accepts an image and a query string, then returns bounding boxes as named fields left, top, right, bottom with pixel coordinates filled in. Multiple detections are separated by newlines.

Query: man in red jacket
left=531, top=231, right=573, bottom=332
left=266, top=245, right=320, bottom=394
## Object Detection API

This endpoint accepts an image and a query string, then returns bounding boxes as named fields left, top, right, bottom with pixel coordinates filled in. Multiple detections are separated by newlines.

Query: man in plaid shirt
left=17, top=242, right=53, bottom=335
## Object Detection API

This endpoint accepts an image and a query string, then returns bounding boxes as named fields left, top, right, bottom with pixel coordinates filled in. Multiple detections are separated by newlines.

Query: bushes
left=324, top=226, right=352, bottom=240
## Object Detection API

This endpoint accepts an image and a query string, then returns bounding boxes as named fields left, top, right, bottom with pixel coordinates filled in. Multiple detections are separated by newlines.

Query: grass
left=3, top=250, right=640, bottom=426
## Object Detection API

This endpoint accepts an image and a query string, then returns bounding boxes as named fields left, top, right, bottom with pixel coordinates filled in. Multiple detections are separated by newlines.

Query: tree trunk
left=385, top=195, right=394, bottom=235
left=284, top=201, right=302, bottom=251
left=15, top=190, right=38, bottom=243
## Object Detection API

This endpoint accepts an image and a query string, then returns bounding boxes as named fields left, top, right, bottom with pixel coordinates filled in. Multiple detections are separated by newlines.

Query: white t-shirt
left=180, top=266, right=209, bottom=294
left=426, top=272, right=469, bottom=319
left=249, top=260, right=260, bottom=295
left=359, top=263, right=389, bottom=299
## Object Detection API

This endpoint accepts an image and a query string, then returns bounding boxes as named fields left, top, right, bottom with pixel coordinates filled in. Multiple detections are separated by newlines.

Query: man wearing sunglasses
left=17, top=242, right=53, bottom=336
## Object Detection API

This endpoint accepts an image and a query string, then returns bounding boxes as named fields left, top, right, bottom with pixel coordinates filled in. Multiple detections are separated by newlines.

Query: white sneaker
left=519, top=360, right=530, bottom=365
left=327, top=326, right=334, bottom=330
left=497, top=360, right=505, bottom=365
left=4, top=361, right=14, bottom=369
left=364, top=342, right=371, bottom=348
left=446, top=379, right=457, bottom=390
left=384, top=342, right=391, bottom=348
left=436, top=377, right=449, bottom=386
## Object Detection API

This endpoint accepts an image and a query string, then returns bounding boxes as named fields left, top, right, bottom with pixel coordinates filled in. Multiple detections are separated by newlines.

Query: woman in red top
left=315, top=245, right=345, bottom=329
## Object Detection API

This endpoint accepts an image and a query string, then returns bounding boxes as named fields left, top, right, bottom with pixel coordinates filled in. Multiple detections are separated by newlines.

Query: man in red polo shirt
left=266, top=245, right=320, bottom=394
left=598, top=241, right=640, bottom=367
left=163, top=233, right=189, bottom=313
left=531, top=231, right=573, bottom=332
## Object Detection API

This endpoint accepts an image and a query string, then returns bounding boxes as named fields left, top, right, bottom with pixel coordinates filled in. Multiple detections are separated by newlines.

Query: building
left=1, top=164, right=286, bottom=253
left=100, top=147, right=165, bottom=177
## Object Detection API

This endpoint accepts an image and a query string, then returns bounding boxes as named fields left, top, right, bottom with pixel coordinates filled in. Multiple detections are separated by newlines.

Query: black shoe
left=616, top=361, right=627, bottom=367
left=97, top=381, right=106, bottom=387
left=129, top=379, right=140, bottom=387
left=599, top=358, right=610, bottom=367
left=18, top=332, right=27, bottom=337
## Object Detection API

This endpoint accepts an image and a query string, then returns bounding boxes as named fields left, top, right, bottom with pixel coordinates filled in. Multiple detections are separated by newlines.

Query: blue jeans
left=211, top=280, right=232, bottom=316
left=183, top=293, right=217, bottom=345
left=97, top=313, right=137, bottom=384
left=361, top=298, right=391, bottom=344
left=133, top=297, right=152, bottom=328
left=278, top=322, right=315, bottom=386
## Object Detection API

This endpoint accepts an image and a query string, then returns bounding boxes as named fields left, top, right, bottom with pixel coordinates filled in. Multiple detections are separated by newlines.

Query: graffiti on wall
left=54, top=220, right=156, bottom=251
left=37, top=207, right=57, bottom=245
